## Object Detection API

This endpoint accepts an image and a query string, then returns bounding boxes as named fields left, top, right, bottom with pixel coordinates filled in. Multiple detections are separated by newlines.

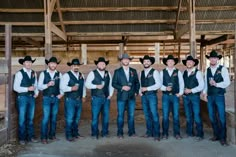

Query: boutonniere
left=173, top=72, right=178, bottom=77
left=216, top=70, right=221, bottom=74
left=31, top=72, right=35, bottom=78
left=54, top=76, right=60, bottom=80
left=130, top=71, right=134, bottom=77
left=104, top=72, right=108, bottom=78
left=190, top=71, right=195, bottom=76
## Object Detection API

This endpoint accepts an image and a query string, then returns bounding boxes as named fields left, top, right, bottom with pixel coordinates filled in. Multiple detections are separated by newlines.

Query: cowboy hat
left=162, top=55, right=178, bottom=66
left=45, top=57, right=61, bottom=65
left=67, top=58, right=83, bottom=66
left=118, top=53, right=133, bottom=61
left=206, top=50, right=222, bottom=59
left=18, top=56, right=36, bottom=65
left=94, top=57, right=109, bottom=65
left=182, top=55, right=199, bottom=66
left=139, top=55, right=155, bottom=65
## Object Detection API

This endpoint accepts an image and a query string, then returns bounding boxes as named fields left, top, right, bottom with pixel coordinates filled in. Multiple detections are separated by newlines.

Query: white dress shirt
left=60, top=70, right=86, bottom=97
left=123, top=66, right=130, bottom=81
left=183, top=67, right=204, bottom=94
left=38, top=68, right=64, bottom=95
left=203, top=64, right=230, bottom=94
left=85, top=69, right=114, bottom=97
left=139, top=67, right=161, bottom=93
left=159, top=67, right=184, bottom=95
left=13, top=67, right=39, bottom=95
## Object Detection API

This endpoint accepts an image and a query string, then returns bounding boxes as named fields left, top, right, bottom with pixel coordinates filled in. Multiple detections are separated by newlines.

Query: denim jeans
left=91, top=96, right=110, bottom=137
left=41, top=96, right=59, bottom=140
left=141, top=93, right=160, bottom=137
left=64, top=97, right=82, bottom=139
left=117, top=99, right=136, bottom=136
left=183, top=94, right=204, bottom=138
left=207, top=95, right=226, bottom=141
left=162, top=94, right=180, bottom=136
left=17, top=95, right=35, bottom=141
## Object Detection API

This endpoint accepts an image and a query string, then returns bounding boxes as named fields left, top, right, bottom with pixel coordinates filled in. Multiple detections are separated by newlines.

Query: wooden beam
left=56, top=0, right=66, bottom=33
left=202, top=35, right=229, bottom=46
left=175, top=0, right=183, bottom=32
left=21, top=37, right=42, bottom=47
left=1, top=19, right=236, bottom=26
left=189, top=0, right=197, bottom=58
left=50, top=0, right=57, bottom=16
left=45, top=0, right=52, bottom=59
left=1, top=6, right=236, bottom=13
left=175, top=23, right=189, bottom=39
left=51, top=23, right=67, bottom=41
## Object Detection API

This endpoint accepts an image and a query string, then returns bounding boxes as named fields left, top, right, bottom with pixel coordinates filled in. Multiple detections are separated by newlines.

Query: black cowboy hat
left=206, top=50, right=222, bottom=59
left=118, top=53, right=133, bottom=61
left=45, top=57, right=61, bottom=65
left=94, top=57, right=109, bottom=65
left=182, top=55, right=199, bottom=66
left=162, top=55, right=179, bottom=66
left=139, top=55, right=155, bottom=65
left=18, top=55, right=36, bottom=65
left=67, top=58, right=83, bottom=66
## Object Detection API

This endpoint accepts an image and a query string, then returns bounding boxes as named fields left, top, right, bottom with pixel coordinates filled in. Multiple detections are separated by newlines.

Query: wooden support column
left=200, top=35, right=205, bottom=70
left=44, top=0, right=52, bottom=59
left=5, top=24, right=12, bottom=141
left=81, top=44, right=87, bottom=65
left=178, top=41, right=181, bottom=62
left=154, top=43, right=160, bottom=64
left=229, top=49, right=232, bottom=74
left=234, top=22, right=236, bottom=145
left=119, top=43, right=124, bottom=56
left=189, top=0, right=197, bottom=58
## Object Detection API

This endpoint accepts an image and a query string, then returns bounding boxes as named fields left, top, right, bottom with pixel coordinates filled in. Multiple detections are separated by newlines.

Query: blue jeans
left=141, top=93, right=160, bottom=137
left=41, top=96, right=59, bottom=140
left=64, top=97, right=82, bottom=139
left=17, top=95, right=35, bottom=141
left=117, top=99, right=136, bottom=136
left=207, top=95, right=226, bottom=141
left=162, top=94, right=180, bottom=136
left=91, top=96, right=110, bottom=137
left=183, top=94, right=204, bottom=138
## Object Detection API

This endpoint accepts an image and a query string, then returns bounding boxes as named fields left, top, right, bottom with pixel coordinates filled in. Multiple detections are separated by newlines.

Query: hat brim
left=67, top=62, right=83, bottom=66
left=139, top=57, right=155, bottom=65
left=162, top=58, right=178, bottom=66
left=94, top=60, right=109, bottom=65
left=45, top=59, right=61, bottom=65
left=118, top=57, right=133, bottom=61
left=205, top=55, right=222, bottom=60
left=18, top=58, right=36, bottom=65
left=182, top=59, right=199, bottom=66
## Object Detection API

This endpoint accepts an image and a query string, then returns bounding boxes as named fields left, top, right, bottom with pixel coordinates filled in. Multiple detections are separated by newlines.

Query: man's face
left=166, top=59, right=175, bottom=67
left=97, top=62, right=106, bottom=71
left=143, top=59, right=151, bottom=69
left=72, top=64, right=80, bottom=72
left=121, top=58, right=130, bottom=66
left=48, top=62, right=57, bottom=71
left=23, top=61, right=32, bottom=70
left=209, top=57, right=218, bottom=66
left=186, top=60, right=195, bottom=69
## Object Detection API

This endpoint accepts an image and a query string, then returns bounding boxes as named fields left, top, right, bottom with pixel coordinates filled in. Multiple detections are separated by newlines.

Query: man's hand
left=57, top=94, right=63, bottom=99
left=33, top=94, right=38, bottom=98
left=82, top=97, right=86, bottom=103
left=122, top=86, right=131, bottom=91
left=141, top=87, right=148, bottom=93
left=209, top=80, right=217, bottom=86
left=71, top=85, right=78, bottom=91
left=184, top=88, right=192, bottom=94
left=96, top=84, right=104, bottom=89
left=201, top=93, right=208, bottom=101
left=176, top=93, right=181, bottom=97
left=28, top=86, right=35, bottom=91
left=47, top=81, right=55, bottom=87
left=166, top=86, right=172, bottom=91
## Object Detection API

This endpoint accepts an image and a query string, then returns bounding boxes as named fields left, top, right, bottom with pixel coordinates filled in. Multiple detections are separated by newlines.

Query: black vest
left=141, top=68, right=157, bottom=95
left=18, top=69, right=36, bottom=96
left=183, top=69, right=200, bottom=95
left=162, top=68, right=179, bottom=95
left=64, top=71, right=84, bottom=99
left=207, top=65, right=226, bottom=96
left=42, top=70, right=60, bottom=96
left=91, top=70, right=110, bottom=97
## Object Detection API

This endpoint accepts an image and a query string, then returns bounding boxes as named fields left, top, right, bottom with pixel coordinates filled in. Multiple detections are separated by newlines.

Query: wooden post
left=178, top=41, right=181, bottom=62
left=189, top=0, right=197, bottom=58
left=234, top=22, right=236, bottom=144
left=81, top=44, right=87, bottom=65
left=200, top=35, right=205, bottom=70
left=44, top=0, right=52, bottom=59
left=229, top=49, right=232, bottom=75
left=119, top=43, right=124, bottom=56
left=154, top=43, right=160, bottom=64
left=5, top=24, right=12, bottom=141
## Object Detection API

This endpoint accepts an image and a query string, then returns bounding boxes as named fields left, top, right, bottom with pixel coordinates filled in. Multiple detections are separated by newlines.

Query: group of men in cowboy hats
left=13, top=49, right=230, bottom=146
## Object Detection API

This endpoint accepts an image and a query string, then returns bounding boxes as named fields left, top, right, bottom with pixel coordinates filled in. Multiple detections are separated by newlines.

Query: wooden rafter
left=1, top=6, right=236, bottom=13
left=21, top=37, right=42, bottom=47
left=56, top=0, right=66, bottom=33
left=175, top=0, right=183, bottom=33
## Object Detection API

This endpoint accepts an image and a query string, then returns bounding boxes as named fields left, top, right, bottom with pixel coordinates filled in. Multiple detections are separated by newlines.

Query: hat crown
left=143, top=55, right=150, bottom=60
left=167, top=55, right=175, bottom=59
left=186, top=55, right=194, bottom=60
left=24, top=55, right=33, bottom=61
left=71, top=58, right=80, bottom=64
left=97, top=57, right=106, bottom=62
left=209, top=50, right=219, bottom=57
left=48, top=57, right=58, bottom=63
left=120, top=53, right=130, bottom=59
